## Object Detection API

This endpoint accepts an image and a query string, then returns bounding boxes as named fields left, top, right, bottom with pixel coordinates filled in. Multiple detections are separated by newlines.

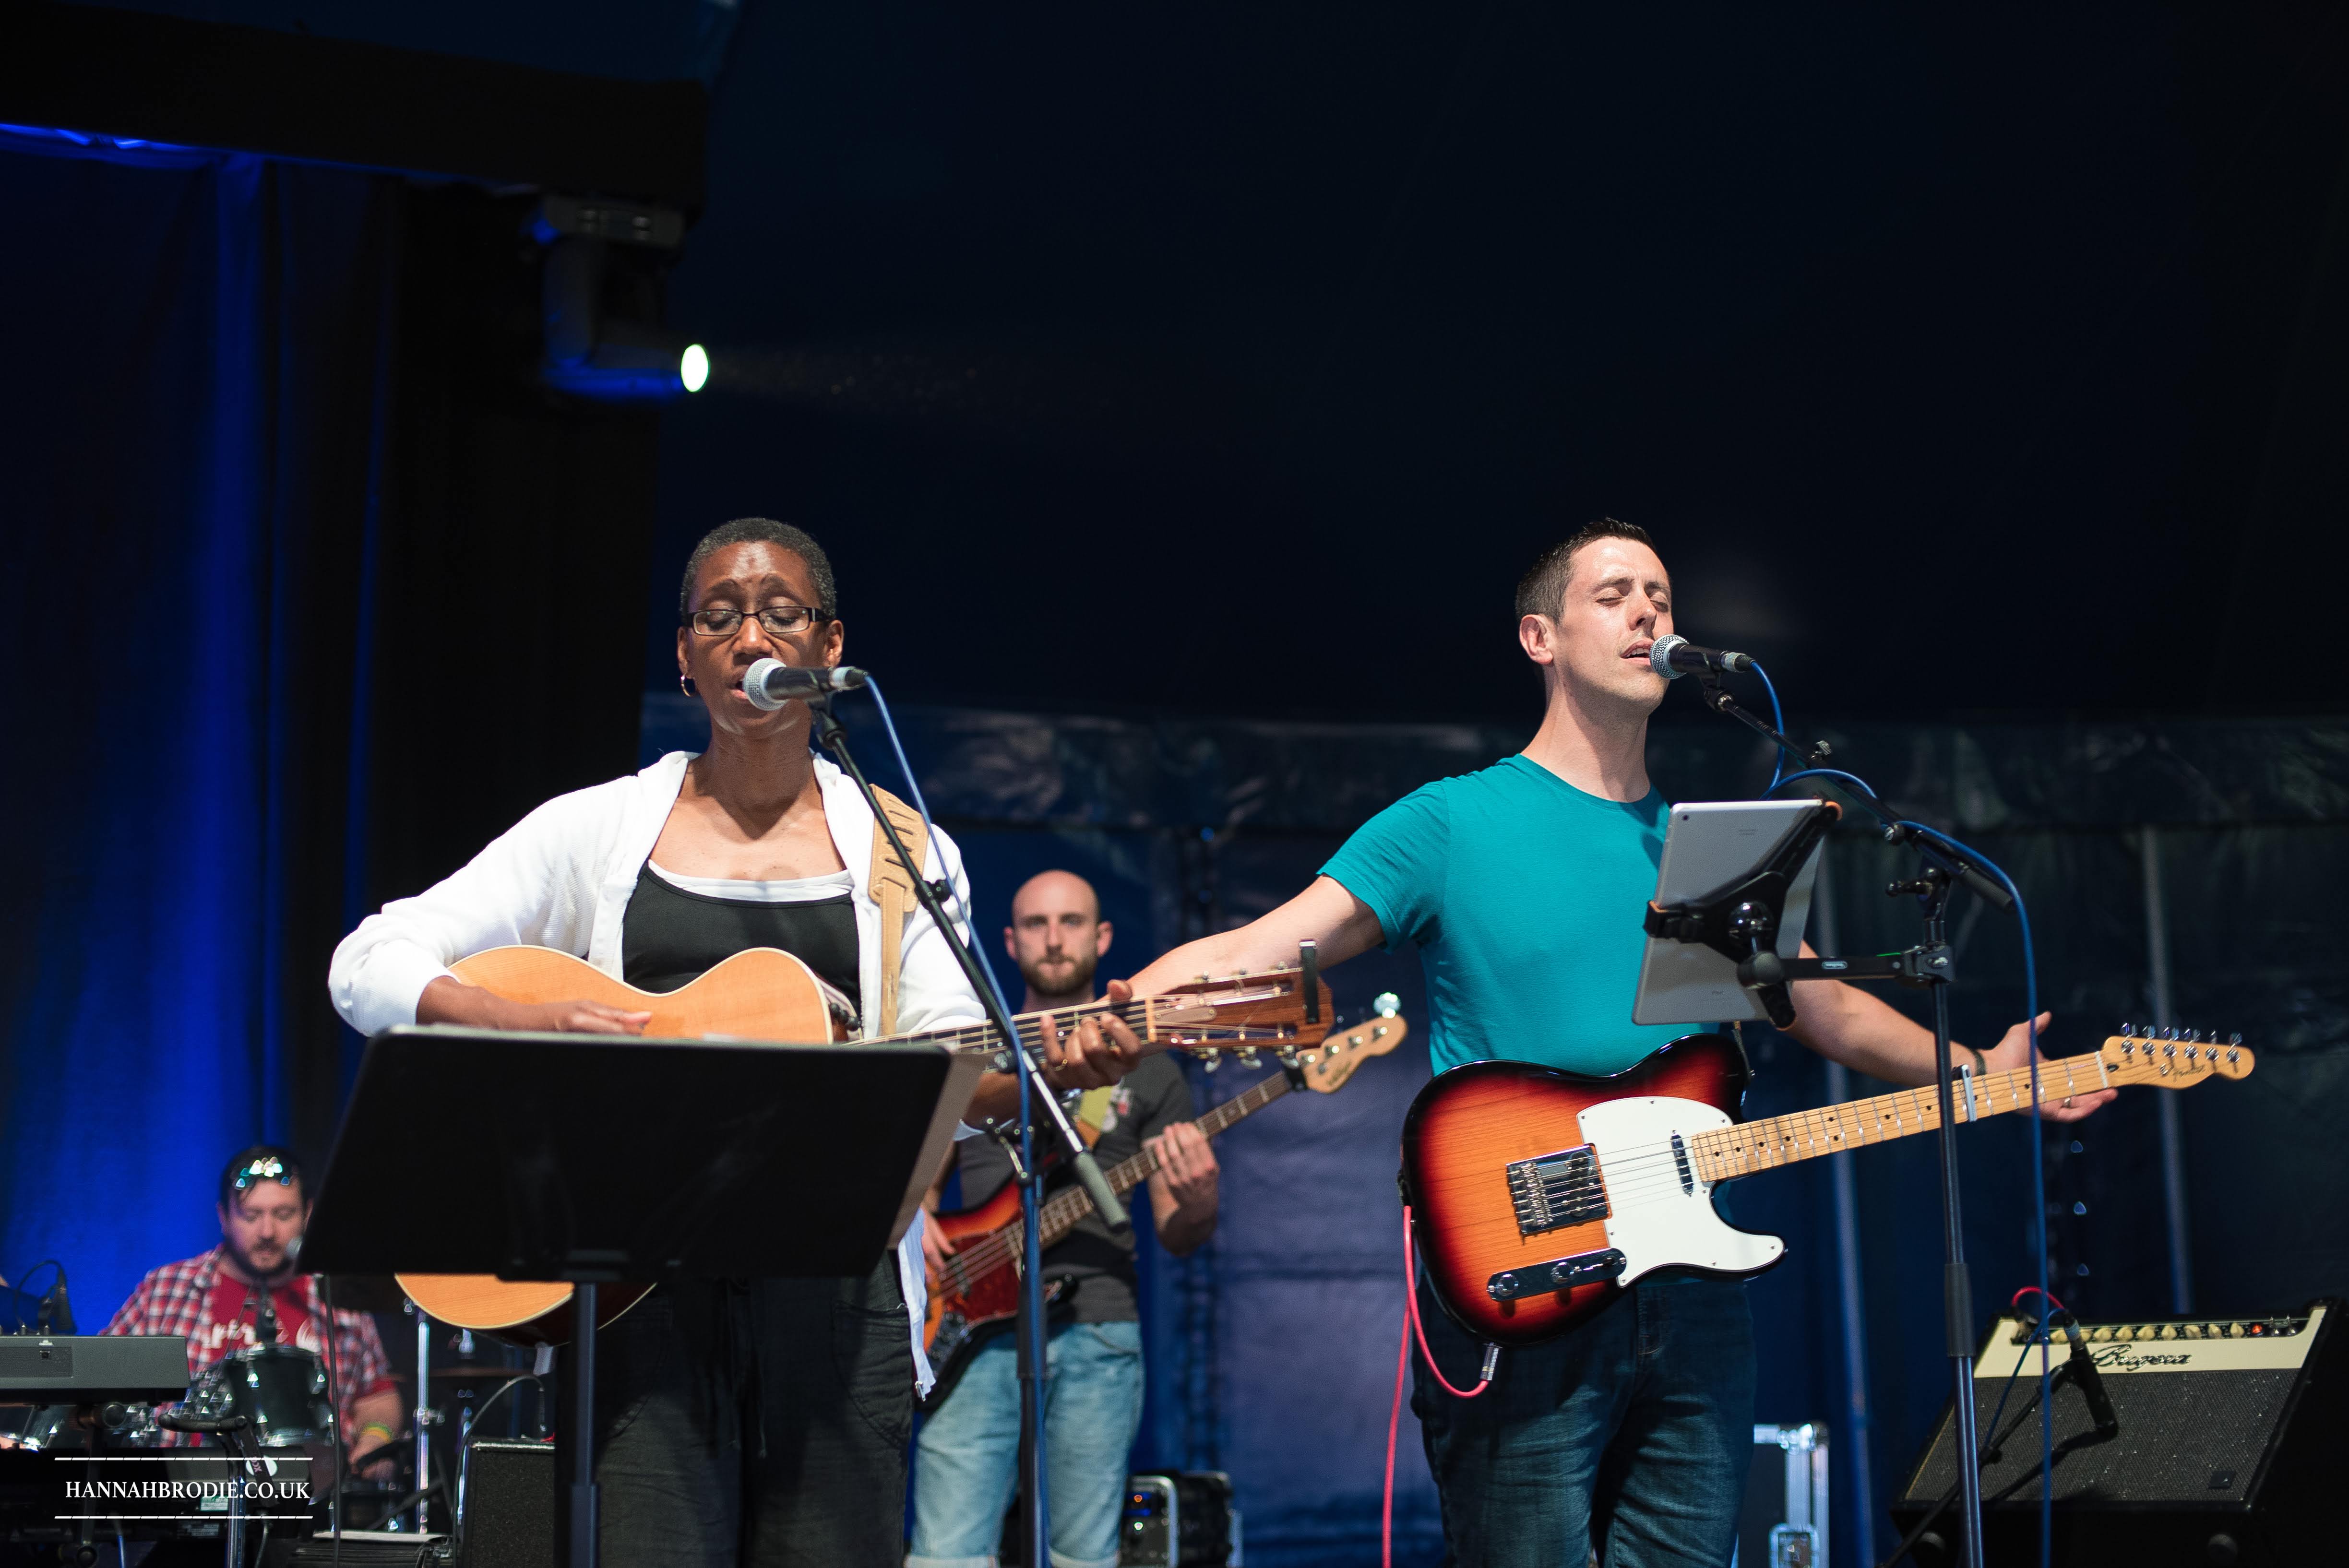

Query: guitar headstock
left=1292, top=994, right=1410, bottom=1093
left=2099, top=1026, right=2254, bottom=1089
left=1150, top=964, right=1339, bottom=1050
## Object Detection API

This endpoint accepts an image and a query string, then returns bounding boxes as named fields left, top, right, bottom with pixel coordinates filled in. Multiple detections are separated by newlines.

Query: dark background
left=4, top=2, right=2347, bottom=1564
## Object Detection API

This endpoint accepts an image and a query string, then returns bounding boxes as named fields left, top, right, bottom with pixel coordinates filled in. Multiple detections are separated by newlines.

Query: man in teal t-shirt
left=1320, top=754, right=1686, bottom=1078
left=1126, top=520, right=2109, bottom=1568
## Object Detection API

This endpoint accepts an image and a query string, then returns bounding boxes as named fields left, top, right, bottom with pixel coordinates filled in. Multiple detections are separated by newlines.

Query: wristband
left=356, top=1422, right=395, bottom=1444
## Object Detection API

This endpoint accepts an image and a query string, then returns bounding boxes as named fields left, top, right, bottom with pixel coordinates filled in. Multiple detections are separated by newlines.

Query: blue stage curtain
left=0, top=133, right=397, bottom=1324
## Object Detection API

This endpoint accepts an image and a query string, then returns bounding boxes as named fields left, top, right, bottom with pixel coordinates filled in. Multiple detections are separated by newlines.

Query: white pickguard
left=1578, top=1095, right=1784, bottom=1283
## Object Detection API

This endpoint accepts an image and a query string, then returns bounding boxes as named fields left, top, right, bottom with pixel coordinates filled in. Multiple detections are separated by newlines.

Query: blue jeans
left=1413, top=1273, right=1754, bottom=1568
left=906, top=1319, right=1145, bottom=1568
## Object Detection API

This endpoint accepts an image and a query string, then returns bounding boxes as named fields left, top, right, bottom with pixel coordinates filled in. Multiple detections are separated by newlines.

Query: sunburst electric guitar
left=922, top=1002, right=1409, bottom=1409
left=398, top=944, right=1340, bottom=1346
left=1401, top=1028, right=2254, bottom=1347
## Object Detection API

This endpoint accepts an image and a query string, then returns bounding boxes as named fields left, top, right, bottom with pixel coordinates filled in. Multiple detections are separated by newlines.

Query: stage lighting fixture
left=534, top=194, right=701, bottom=402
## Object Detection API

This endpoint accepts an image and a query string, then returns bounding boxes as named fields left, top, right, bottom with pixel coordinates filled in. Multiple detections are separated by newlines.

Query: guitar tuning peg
left=1237, top=1046, right=1260, bottom=1068
left=2230, top=1032, right=2243, bottom=1046
left=2118, top=1021, right=2133, bottom=1039
left=1199, top=1051, right=1222, bottom=1073
left=1374, top=992, right=1401, bottom=1019
left=2182, top=1028, right=2199, bottom=1044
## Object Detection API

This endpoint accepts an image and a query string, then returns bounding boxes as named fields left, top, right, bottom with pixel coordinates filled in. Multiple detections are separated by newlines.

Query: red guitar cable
left=1385, top=1205, right=1495, bottom=1568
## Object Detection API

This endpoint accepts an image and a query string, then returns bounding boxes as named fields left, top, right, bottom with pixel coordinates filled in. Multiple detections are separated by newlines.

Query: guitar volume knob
left=1488, top=1273, right=1517, bottom=1300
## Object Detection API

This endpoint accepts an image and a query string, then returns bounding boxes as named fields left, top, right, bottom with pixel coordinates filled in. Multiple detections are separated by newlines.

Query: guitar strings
left=904, top=986, right=1361, bottom=1057
left=929, top=1076, right=1293, bottom=1291
left=933, top=1084, right=1286, bottom=1285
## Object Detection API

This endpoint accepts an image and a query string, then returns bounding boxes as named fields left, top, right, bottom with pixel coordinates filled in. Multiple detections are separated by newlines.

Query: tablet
left=1631, top=799, right=1824, bottom=1026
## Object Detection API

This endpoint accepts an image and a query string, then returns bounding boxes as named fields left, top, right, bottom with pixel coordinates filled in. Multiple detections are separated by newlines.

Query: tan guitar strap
left=867, top=784, right=931, bottom=1037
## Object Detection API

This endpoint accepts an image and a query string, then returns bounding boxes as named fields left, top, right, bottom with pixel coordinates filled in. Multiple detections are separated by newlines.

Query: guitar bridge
left=1487, top=1248, right=1626, bottom=1301
left=1506, top=1145, right=1610, bottom=1237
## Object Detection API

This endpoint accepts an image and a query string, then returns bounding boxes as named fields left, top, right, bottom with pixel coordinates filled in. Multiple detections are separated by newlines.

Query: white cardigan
left=326, top=749, right=985, bottom=1393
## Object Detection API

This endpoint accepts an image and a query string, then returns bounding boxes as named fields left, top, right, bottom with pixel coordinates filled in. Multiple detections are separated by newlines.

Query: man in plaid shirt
left=104, top=1146, right=403, bottom=1468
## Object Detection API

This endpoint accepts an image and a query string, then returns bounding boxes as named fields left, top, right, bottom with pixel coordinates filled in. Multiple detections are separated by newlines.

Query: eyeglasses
left=231, top=1157, right=292, bottom=1191
left=685, top=604, right=824, bottom=638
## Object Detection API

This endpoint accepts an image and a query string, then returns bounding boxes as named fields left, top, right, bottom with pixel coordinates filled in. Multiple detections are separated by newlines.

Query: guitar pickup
left=1506, top=1144, right=1610, bottom=1237
left=1486, top=1248, right=1626, bottom=1301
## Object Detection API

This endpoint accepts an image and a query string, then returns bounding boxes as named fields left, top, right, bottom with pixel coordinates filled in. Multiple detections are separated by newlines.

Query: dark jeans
left=1413, top=1272, right=1754, bottom=1568
left=566, top=1259, right=914, bottom=1568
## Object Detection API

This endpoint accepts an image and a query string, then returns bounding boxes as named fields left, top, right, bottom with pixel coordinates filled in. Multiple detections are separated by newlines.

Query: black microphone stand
left=809, top=695, right=1127, bottom=1568
left=1661, top=678, right=2017, bottom=1568
left=1694, top=667, right=1831, bottom=771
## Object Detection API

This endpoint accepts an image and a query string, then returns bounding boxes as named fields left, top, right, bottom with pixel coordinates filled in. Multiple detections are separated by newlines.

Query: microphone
left=742, top=658, right=868, bottom=711
left=250, top=1286, right=281, bottom=1346
left=2050, top=1310, right=2120, bottom=1439
left=1647, top=633, right=1755, bottom=678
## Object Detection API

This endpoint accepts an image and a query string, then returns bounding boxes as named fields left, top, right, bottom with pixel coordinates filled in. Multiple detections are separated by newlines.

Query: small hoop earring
left=679, top=675, right=699, bottom=697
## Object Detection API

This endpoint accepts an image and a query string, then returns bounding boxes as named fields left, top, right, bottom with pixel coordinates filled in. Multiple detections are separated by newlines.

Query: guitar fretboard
left=898, top=997, right=1148, bottom=1057
left=1690, top=1054, right=2112, bottom=1182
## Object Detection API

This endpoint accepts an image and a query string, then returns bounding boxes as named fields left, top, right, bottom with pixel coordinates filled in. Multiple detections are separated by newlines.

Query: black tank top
left=620, top=860, right=861, bottom=1016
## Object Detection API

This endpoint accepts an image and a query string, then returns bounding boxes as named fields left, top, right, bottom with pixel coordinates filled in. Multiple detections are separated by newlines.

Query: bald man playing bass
left=908, top=871, right=1218, bottom=1568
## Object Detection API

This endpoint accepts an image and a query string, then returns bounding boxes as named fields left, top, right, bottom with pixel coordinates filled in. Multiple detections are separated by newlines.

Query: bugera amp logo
left=2090, top=1346, right=2193, bottom=1369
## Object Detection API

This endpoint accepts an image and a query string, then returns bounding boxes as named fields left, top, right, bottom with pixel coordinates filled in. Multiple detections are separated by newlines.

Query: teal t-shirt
left=1321, top=753, right=1691, bottom=1078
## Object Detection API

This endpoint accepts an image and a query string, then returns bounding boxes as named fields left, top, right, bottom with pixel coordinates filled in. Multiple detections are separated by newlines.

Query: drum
left=189, top=1343, right=334, bottom=1447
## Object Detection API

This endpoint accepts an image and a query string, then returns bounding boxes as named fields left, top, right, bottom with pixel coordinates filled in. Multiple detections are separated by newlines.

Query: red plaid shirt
left=102, top=1247, right=394, bottom=1442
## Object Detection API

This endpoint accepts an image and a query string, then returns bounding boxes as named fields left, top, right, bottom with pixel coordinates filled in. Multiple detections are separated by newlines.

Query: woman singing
left=329, top=517, right=1138, bottom=1567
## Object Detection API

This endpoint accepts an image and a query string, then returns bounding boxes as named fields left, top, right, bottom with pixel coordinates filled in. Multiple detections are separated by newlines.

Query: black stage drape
left=0, top=135, right=658, bottom=1322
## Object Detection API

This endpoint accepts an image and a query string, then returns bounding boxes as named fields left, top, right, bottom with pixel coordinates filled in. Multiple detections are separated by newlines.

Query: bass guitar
left=921, top=1001, right=1410, bottom=1410
left=400, top=944, right=1338, bottom=1346
left=1401, top=1028, right=2254, bottom=1347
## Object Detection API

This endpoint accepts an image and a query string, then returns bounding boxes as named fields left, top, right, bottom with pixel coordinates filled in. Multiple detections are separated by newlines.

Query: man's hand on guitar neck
left=1977, top=1014, right=2115, bottom=1122
left=963, top=990, right=1142, bottom=1126
left=417, top=976, right=653, bottom=1035
left=1786, top=961, right=2114, bottom=1124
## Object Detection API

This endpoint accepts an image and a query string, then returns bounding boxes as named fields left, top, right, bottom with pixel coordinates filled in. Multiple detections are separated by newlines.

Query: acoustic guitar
left=398, top=944, right=1339, bottom=1346
left=1401, top=1028, right=2254, bottom=1348
left=921, top=1001, right=1410, bottom=1410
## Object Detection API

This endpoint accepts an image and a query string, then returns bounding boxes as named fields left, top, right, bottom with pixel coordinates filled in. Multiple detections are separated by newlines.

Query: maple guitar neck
left=1691, top=1054, right=2112, bottom=1182
left=1030, top=1070, right=1297, bottom=1248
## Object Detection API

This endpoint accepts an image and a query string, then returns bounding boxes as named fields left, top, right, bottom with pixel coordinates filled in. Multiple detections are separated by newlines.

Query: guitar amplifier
left=1892, top=1299, right=2344, bottom=1567
left=456, top=1439, right=554, bottom=1568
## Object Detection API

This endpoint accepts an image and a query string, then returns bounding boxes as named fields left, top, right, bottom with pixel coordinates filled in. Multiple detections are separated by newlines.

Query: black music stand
left=303, top=1024, right=984, bottom=1568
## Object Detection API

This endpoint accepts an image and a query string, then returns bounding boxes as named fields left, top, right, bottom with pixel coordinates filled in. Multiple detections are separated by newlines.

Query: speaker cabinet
left=458, top=1439, right=555, bottom=1568
left=1892, top=1300, right=2345, bottom=1567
